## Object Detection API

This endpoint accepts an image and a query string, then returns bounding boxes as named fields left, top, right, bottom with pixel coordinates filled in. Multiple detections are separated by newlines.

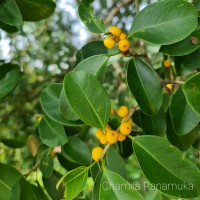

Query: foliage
left=0, top=0, right=200, bottom=199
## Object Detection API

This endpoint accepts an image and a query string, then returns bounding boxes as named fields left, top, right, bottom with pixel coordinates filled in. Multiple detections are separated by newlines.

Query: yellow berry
left=106, top=124, right=111, bottom=132
left=95, top=129, right=103, bottom=139
left=117, top=106, right=129, bottom=118
left=165, top=84, right=173, bottom=93
left=103, top=37, right=115, bottom=49
left=119, top=33, right=127, bottom=40
left=109, top=26, right=121, bottom=37
left=92, top=147, right=103, bottom=161
left=122, top=117, right=132, bottom=125
left=164, top=59, right=171, bottom=68
left=118, top=39, right=130, bottom=52
left=118, top=132, right=126, bottom=141
left=110, top=108, right=115, bottom=115
left=99, top=134, right=108, bottom=145
left=106, top=130, right=118, bottom=144
left=119, top=122, right=132, bottom=135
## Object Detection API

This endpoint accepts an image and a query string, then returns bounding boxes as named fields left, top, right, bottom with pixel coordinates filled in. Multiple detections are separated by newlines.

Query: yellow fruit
left=96, top=129, right=103, bottom=139
left=122, top=117, right=132, bottom=125
left=106, top=124, right=111, bottom=132
left=109, top=26, right=121, bottom=37
left=118, top=132, right=126, bottom=141
left=92, top=147, right=103, bottom=161
left=110, top=107, right=115, bottom=115
left=119, top=33, right=127, bottom=40
left=106, top=130, right=118, bottom=144
left=103, top=37, right=115, bottom=49
left=164, top=59, right=171, bottom=68
left=118, top=39, right=130, bottom=52
left=99, top=134, right=108, bottom=145
left=165, top=84, right=173, bottom=92
left=117, top=106, right=129, bottom=118
left=119, top=122, right=132, bottom=135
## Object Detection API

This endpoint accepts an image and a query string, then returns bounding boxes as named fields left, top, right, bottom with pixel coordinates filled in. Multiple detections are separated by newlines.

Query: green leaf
left=0, top=69, right=23, bottom=100
left=0, top=138, right=26, bottom=148
left=76, top=41, right=119, bottom=65
left=183, top=73, right=200, bottom=116
left=0, top=62, right=20, bottom=78
left=40, top=83, right=83, bottom=126
left=78, top=1, right=105, bottom=33
left=0, top=0, right=22, bottom=26
left=182, top=49, right=200, bottom=76
left=32, top=185, right=49, bottom=200
left=39, top=155, right=54, bottom=178
left=38, top=116, right=68, bottom=147
left=0, top=163, right=21, bottom=200
left=170, top=88, right=200, bottom=135
left=43, top=171, right=65, bottom=200
left=100, top=169, right=144, bottom=200
left=139, top=109, right=166, bottom=136
left=10, top=182, right=20, bottom=200
left=166, top=111, right=199, bottom=151
left=64, top=71, right=110, bottom=128
left=15, top=0, right=56, bottom=21
left=92, top=170, right=102, bottom=200
left=127, top=58, right=162, bottom=115
left=74, top=55, right=109, bottom=83
left=106, top=146, right=127, bottom=180
left=57, top=166, right=88, bottom=200
left=160, top=28, right=200, bottom=56
left=129, top=0, right=198, bottom=45
left=132, top=135, right=200, bottom=198
left=0, top=19, right=18, bottom=33
left=59, top=88, right=79, bottom=121
left=62, top=136, right=91, bottom=165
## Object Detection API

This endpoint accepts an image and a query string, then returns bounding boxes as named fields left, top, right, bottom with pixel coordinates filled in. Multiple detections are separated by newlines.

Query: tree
left=0, top=0, right=200, bottom=199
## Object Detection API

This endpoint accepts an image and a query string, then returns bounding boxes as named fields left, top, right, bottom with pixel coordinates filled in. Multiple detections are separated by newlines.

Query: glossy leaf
left=139, top=109, right=166, bottom=136
left=92, top=170, right=102, bottom=200
left=59, top=88, right=79, bottom=121
left=127, top=58, right=162, bottom=115
left=39, top=155, right=54, bottom=178
left=106, top=146, right=127, bottom=180
left=64, top=71, right=110, bottom=128
left=166, top=111, right=199, bottom=151
left=100, top=169, right=144, bottom=200
left=57, top=166, right=88, bottom=200
left=15, top=0, right=56, bottom=21
left=40, top=83, right=83, bottom=126
left=170, top=88, right=200, bottom=135
left=63, top=136, right=91, bottom=165
left=38, top=116, right=68, bottom=147
left=0, top=20, right=18, bottom=33
left=74, top=54, right=109, bottom=82
left=160, top=28, right=200, bottom=56
left=10, top=182, right=20, bottom=200
left=43, top=171, right=65, bottom=200
left=78, top=1, right=105, bottom=33
left=129, top=0, right=198, bottom=45
left=0, top=0, right=22, bottom=26
left=0, top=163, right=21, bottom=200
left=132, top=135, right=200, bottom=198
left=183, top=73, right=200, bottom=116
left=0, top=69, right=23, bottom=100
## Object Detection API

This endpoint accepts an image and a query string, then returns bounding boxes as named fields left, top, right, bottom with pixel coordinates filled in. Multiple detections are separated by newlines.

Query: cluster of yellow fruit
left=103, top=26, right=130, bottom=52
left=92, top=106, right=132, bottom=161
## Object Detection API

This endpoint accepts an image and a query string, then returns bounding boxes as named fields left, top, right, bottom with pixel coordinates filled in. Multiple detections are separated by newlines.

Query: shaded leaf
left=127, top=58, right=162, bottom=115
left=183, top=73, right=200, bottom=116
left=0, top=138, right=26, bottom=148
left=64, top=71, right=110, bottom=128
left=38, top=116, right=68, bottom=147
left=129, top=0, right=198, bottom=45
left=39, top=154, right=54, bottom=178
left=0, top=19, right=18, bottom=33
left=63, top=136, right=91, bottom=165
left=40, top=83, right=83, bottom=126
left=0, top=0, right=22, bottom=26
left=15, top=0, right=56, bottom=21
left=170, top=88, right=200, bottom=135
left=132, top=135, right=200, bottom=198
